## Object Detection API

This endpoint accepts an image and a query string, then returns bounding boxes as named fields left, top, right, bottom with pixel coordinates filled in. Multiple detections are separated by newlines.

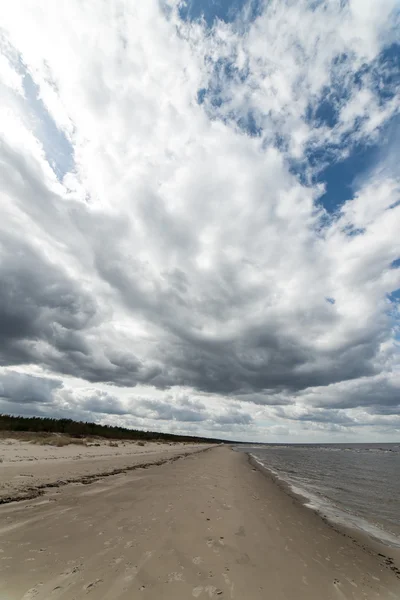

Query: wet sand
left=0, top=446, right=399, bottom=599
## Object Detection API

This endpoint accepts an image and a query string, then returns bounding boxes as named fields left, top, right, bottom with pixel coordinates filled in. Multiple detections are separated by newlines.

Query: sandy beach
left=0, top=436, right=210, bottom=504
left=0, top=445, right=399, bottom=599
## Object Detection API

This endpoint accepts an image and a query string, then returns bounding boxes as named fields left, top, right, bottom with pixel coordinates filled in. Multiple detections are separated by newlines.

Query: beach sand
left=0, top=445, right=399, bottom=599
left=0, top=436, right=210, bottom=504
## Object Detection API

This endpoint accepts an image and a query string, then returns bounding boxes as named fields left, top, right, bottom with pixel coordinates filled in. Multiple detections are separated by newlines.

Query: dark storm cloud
left=0, top=199, right=389, bottom=406
left=0, top=230, right=161, bottom=388
left=0, top=216, right=385, bottom=400
left=151, top=331, right=379, bottom=396
left=89, top=231, right=381, bottom=396
left=129, top=396, right=253, bottom=426
left=0, top=138, right=163, bottom=389
left=366, top=404, right=400, bottom=416
left=235, top=392, right=292, bottom=406
left=273, top=406, right=357, bottom=426
left=309, top=378, right=400, bottom=411
left=0, top=371, right=63, bottom=404
left=0, top=372, right=254, bottom=428
left=79, top=391, right=129, bottom=415
left=214, top=409, right=253, bottom=425
left=0, top=234, right=95, bottom=370
left=130, top=398, right=208, bottom=422
left=263, top=377, right=400, bottom=430
left=0, top=235, right=95, bottom=353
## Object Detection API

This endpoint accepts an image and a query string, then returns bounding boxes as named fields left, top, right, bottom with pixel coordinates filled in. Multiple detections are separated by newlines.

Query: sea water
left=237, top=443, right=400, bottom=548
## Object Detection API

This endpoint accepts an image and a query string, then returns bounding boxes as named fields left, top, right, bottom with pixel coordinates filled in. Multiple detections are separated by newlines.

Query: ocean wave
left=248, top=447, right=400, bottom=549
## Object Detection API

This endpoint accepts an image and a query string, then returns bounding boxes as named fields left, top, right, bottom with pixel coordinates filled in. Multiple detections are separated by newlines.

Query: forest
left=0, top=413, right=230, bottom=444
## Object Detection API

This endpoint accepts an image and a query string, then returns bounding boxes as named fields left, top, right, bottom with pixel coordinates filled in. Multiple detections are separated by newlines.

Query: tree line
left=0, top=413, right=231, bottom=444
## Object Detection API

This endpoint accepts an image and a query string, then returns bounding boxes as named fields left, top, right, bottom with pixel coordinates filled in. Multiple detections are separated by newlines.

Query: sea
left=237, top=443, right=400, bottom=548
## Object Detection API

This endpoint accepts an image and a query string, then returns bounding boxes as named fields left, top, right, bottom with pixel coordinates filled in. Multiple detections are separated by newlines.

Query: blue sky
left=179, top=0, right=263, bottom=25
left=182, top=0, right=400, bottom=317
left=182, top=1, right=400, bottom=216
left=23, top=69, right=75, bottom=181
left=0, top=0, right=399, bottom=442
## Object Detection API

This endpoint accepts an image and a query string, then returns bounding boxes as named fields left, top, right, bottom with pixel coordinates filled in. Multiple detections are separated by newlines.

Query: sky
left=0, top=0, right=399, bottom=443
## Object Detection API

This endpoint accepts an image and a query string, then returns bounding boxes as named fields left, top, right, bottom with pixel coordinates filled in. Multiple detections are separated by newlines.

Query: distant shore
left=0, top=445, right=399, bottom=599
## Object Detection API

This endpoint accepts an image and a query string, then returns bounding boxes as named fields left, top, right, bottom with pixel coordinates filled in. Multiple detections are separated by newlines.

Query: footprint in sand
left=223, top=574, right=234, bottom=598
left=193, top=585, right=224, bottom=598
left=206, top=586, right=223, bottom=597
left=193, top=587, right=203, bottom=597
left=22, top=584, right=43, bottom=599
left=51, top=586, right=63, bottom=595
left=167, top=571, right=185, bottom=582
left=84, top=578, right=103, bottom=592
left=62, top=565, right=81, bottom=576
left=206, top=538, right=221, bottom=555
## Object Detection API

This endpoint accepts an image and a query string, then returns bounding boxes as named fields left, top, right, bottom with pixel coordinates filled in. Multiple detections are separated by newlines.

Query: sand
left=0, top=445, right=399, bottom=599
left=0, top=437, right=211, bottom=503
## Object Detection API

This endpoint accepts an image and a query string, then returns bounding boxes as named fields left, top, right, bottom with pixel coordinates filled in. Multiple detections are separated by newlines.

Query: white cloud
left=0, top=0, right=399, bottom=441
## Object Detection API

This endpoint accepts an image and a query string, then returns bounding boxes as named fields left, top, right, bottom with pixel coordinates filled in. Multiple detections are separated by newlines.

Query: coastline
left=244, top=443, right=400, bottom=549
left=247, top=452, right=400, bottom=580
left=0, top=446, right=399, bottom=599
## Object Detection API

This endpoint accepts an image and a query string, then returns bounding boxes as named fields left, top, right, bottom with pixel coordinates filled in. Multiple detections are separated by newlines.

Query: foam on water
left=243, top=444, right=400, bottom=548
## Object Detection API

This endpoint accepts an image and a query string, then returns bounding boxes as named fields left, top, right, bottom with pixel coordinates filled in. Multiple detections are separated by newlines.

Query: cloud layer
left=0, top=0, right=399, bottom=441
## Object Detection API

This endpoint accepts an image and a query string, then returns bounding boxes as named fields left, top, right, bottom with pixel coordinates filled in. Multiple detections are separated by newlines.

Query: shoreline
left=1, top=446, right=399, bottom=599
left=244, top=443, right=400, bottom=550
left=247, top=451, right=400, bottom=579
